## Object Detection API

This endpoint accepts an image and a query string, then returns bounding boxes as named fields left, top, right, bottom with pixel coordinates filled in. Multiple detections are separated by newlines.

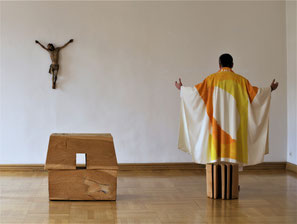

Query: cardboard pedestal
left=206, top=163, right=239, bottom=200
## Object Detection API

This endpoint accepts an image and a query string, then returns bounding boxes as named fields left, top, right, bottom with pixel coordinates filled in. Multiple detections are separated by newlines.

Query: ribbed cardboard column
left=206, top=163, right=239, bottom=199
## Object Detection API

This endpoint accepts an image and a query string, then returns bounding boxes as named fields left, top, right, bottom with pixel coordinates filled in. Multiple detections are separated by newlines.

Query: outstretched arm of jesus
left=58, top=39, right=74, bottom=50
left=35, top=40, right=48, bottom=51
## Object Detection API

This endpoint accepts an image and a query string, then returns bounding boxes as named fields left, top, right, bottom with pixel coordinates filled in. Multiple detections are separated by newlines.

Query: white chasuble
left=178, top=68, right=271, bottom=166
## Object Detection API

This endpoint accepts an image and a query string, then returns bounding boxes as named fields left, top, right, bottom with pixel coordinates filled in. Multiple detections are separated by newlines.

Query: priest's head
left=219, top=54, right=233, bottom=68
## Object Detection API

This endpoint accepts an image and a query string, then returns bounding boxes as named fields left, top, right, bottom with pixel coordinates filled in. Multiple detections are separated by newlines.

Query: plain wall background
left=286, top=0, right=297, bottom=165
left=0, top=1, right=287, bottom=164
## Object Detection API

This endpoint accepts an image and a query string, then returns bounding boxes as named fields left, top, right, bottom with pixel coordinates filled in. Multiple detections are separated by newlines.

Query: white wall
left=0, top=1, right=287, bottom=164
left=286, top=0, right=297, bottom=165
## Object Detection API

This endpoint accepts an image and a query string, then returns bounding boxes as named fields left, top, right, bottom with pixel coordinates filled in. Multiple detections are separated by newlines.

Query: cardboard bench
left=45, top=133, right=118, bottom=200
left=206, top=163, right=239, bottom=200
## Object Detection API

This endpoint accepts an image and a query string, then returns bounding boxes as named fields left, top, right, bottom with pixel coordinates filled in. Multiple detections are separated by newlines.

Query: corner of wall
left=286, top=0, right=297, bottom=165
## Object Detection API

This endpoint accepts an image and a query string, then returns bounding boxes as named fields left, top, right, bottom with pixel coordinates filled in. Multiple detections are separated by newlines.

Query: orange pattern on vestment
left=194, top=68, right=258, bottom=163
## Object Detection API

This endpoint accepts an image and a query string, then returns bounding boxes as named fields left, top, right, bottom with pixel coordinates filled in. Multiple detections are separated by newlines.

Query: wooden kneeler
left=206, top=163, right=239, bottom=199
left=45, top=133, right=118, bottom=201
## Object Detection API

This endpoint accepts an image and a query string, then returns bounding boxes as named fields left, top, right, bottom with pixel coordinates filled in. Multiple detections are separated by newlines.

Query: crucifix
left=35, top=39, right=73, bottom=89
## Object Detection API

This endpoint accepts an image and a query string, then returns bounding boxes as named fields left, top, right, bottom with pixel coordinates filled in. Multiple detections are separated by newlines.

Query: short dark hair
left=48, top=43, right=54, bottom=49
left=219, top=54, right=233, bottom=68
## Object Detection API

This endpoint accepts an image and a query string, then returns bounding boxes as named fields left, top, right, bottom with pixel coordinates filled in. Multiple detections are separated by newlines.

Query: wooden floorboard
left=286, top=162, right=297, bottom=174
left=0, top=169, right=296, bottom=223
left=0, top=162, right=287, bottom=171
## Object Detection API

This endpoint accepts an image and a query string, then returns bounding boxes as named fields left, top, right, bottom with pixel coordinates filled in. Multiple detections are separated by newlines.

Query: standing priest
left=175, top=54, right=278, bottom=166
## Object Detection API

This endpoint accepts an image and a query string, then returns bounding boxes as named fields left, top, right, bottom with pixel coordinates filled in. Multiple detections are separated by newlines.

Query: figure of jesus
left=35, top=39, right=73, bottom=89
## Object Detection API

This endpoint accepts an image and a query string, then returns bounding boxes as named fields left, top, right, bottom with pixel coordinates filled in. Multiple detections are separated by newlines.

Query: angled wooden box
left=45, top=134, right=118, bottom=201
left=206, top=163, right=239, bottom=200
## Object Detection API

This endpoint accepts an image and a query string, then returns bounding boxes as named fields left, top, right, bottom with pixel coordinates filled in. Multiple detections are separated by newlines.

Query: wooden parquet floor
left=0, top=170, right=296, bottom=224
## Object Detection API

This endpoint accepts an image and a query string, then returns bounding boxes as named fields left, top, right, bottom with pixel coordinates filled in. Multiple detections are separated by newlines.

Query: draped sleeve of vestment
left=178, top=68, right=271, bottom=166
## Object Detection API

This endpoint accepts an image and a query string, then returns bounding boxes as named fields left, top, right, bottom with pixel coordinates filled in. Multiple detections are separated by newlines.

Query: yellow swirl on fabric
left=198, top=69, right=251, bottom=163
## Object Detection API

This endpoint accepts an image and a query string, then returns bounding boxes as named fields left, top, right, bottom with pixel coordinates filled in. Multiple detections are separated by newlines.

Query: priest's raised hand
left=270, top=79, right=279, bottom=92
left=175, top=78, right=183, bottom=90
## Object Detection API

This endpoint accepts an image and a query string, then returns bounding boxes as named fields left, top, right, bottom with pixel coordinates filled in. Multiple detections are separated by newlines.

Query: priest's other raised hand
left=270, top=79, right=279, bottom=92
